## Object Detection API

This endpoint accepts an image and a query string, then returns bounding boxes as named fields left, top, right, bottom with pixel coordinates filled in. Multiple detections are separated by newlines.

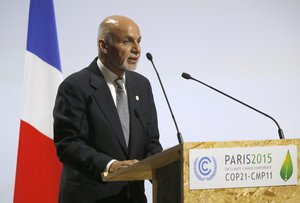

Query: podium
left=102, top=139, right=300, bottom=203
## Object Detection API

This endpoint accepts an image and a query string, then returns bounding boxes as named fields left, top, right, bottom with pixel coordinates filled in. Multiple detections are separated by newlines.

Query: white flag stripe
left=21, top=51, right=62, bottom=139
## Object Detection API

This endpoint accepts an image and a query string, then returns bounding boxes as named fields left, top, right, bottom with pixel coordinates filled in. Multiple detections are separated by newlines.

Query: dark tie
left=114, top=78, right=130, bottom=147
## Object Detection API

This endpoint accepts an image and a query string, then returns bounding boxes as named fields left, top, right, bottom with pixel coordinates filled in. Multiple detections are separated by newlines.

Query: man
left=53, top=15, right=163, bottom=203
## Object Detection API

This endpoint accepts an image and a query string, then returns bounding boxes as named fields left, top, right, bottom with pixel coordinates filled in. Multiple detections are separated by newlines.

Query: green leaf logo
left=280, top=150, right=293, bottom=182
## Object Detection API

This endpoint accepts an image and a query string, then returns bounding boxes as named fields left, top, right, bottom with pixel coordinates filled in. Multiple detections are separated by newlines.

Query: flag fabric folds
left=14, top=0, right=62, bottom=202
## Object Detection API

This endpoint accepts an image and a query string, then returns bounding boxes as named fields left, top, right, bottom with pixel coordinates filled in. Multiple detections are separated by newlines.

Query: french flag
left=14, top=0, right=62, bottom=202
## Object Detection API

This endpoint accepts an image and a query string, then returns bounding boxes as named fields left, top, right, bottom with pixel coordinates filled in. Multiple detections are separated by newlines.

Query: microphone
left=146, top=53, right=184, bottom=144
left=182, top=72, right=285, bottom=139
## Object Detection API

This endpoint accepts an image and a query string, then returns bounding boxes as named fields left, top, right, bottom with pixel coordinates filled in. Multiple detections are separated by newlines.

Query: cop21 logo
left=193, top=156, right=217, bottom=181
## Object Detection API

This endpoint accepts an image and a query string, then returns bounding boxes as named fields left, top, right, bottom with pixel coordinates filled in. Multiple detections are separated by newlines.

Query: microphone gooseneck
left=147, top=53, right=184, bottom=144
left=181, top=72, right=285, bottom=140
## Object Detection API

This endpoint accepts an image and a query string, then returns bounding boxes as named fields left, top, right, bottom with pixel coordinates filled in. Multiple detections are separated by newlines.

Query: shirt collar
left=97, top=58, right=126, bottom=84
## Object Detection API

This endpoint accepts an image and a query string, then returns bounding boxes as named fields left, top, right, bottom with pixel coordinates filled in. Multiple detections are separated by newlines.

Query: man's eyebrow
left=122, top=36, right=142, bottom=41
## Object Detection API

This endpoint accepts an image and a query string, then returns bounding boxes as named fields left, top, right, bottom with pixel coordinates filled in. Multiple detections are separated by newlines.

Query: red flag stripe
left=14, top=120, right=62, bottom=203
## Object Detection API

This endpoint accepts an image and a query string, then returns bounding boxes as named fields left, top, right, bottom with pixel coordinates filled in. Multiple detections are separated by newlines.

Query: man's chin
left=122, top=64, right=137, bottom=72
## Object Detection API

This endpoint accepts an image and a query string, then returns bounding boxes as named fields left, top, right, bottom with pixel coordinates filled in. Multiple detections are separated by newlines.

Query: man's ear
left=98, top=39, right=108, bottom=54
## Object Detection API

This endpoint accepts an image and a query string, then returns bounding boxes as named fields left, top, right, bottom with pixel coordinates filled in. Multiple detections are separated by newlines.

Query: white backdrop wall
left=1, top=0, right=300, bottom=202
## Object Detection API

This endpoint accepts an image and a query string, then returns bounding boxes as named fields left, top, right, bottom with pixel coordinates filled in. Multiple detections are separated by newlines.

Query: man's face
left=105, top=23, right=141, bottom=74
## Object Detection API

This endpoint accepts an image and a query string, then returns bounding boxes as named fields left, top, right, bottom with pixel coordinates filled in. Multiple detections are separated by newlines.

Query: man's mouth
left=128, top=57, right=139, bottom=63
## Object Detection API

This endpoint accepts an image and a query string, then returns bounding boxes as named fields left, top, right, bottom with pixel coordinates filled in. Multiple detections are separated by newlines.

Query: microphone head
left=181, top=72, right=191, bottom=80
left=146, top=52, right=153, bottom=61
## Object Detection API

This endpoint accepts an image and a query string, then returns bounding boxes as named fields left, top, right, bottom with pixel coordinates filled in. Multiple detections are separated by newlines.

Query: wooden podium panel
left=102, top=139, right=300, bottom=203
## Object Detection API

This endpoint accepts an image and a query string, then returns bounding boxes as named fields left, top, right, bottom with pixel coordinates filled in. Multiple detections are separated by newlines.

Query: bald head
left=97, top=15, right=142, bottom=76
left=97, top=15, right=139, bottom=47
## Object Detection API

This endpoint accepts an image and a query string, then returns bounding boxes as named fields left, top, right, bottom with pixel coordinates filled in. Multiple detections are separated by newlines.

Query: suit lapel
left=89, top=59, right=128, bottom=154
left=125, top=72, right=142, bottom=157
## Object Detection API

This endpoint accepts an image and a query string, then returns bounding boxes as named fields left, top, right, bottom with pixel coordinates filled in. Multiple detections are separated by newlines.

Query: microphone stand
left=147, top=53, right=184, bottom=144
left=182, top=72, right=285, bottom=139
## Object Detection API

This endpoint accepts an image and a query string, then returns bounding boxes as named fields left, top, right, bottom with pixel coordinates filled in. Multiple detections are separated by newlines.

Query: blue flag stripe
left=26, top=0, right=61, bottom=71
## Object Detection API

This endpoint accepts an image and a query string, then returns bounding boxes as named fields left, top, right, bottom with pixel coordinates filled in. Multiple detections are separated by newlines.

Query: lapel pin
left=135, top=96, right=139, bottom=101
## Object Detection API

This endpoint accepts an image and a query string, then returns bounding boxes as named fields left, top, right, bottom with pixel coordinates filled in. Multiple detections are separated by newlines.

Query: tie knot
left=114, top=77, right=125, bottom=91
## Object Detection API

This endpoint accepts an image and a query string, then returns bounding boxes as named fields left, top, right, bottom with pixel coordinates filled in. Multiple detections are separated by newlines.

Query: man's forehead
left=112, top=24, right=140, bottom=38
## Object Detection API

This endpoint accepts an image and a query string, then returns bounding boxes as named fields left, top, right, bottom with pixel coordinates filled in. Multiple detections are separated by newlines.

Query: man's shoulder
left=64, top=67, right=89, bottom=83
left=62, top=58, right=98, bottom=85
left=56, top=69, right=88, bottom=95
left=127, top=71, right=150, bottom=85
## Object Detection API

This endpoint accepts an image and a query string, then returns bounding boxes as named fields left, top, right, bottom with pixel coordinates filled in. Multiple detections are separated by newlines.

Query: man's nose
left=131, top=42, right=141, bottom=54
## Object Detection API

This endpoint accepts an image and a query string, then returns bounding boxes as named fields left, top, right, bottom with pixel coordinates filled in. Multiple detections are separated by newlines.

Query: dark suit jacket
left=53, top=57, right=162, bottom=203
